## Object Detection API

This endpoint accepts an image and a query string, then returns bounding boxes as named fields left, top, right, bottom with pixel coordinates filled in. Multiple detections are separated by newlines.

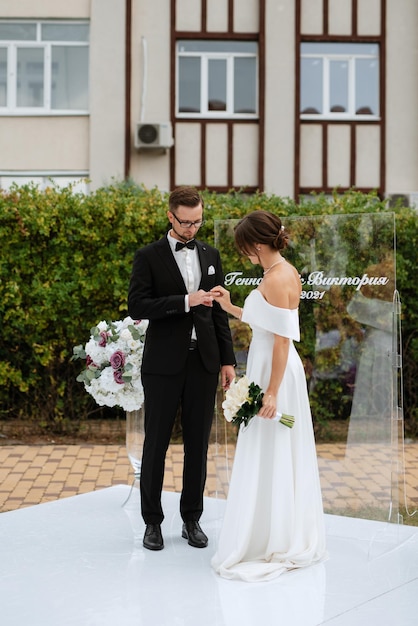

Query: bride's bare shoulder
left=260, top=261, right=301, bottom=308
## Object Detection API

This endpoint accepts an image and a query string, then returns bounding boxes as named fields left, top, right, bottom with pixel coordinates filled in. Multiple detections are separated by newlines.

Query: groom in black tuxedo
left=128, top=186, right=235, bottom=551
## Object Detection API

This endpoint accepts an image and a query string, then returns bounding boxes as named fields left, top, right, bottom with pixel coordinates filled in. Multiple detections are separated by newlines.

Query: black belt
left=189, top=339, right=198, bottom=350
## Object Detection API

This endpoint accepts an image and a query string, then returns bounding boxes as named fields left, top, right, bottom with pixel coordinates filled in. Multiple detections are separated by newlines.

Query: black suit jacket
left=128, top=235, right=235, bottom=375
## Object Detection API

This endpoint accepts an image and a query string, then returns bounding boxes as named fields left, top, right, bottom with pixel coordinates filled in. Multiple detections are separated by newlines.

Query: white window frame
left=176, top=43, right=258, bottom=119
left=0, top=20, right=89, bottom=116
left=301, top=44, right=380, bottom=121
left=0, top=171, right=89, bottom=193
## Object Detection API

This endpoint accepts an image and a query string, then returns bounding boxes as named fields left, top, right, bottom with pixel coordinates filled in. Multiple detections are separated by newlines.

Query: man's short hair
left=169, top=186, right=204, bottom=212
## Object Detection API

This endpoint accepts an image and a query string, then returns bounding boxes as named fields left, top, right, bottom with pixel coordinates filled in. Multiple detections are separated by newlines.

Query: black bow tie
left=175, top=240, right=195, bottom=251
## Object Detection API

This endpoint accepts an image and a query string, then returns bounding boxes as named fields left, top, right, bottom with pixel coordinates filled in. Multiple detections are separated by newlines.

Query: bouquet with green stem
left=222, top=375, right=295, bottom=429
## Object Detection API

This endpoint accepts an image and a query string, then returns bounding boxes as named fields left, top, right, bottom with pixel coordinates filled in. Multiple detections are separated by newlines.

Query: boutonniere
left=208, top=265, right=215, bottom=275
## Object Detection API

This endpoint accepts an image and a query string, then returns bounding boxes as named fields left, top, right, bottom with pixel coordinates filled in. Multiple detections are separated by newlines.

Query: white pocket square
left=208, top=265, right=215, bottom=275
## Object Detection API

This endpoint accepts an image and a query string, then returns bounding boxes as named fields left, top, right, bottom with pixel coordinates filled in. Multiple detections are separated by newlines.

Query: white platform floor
left=0, top=485, right=417, bottom=626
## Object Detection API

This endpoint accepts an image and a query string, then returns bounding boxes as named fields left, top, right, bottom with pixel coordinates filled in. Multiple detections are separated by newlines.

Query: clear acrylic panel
left=123, top=408, right=144, bottom=511
left=211, top=212, right=410, bottom=527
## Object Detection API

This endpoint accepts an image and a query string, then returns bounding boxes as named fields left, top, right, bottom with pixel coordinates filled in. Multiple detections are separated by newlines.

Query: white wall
left=385, top=0, right=418, bottom=194
left=0, top=0, right=89, bottom=18
left=263, top=0, right=295, bottom=196
left=129, top=0, right=172, bottom=191
left=89, top=0, right=126, bottom=189
left=0, top=117, right=89, bottom=170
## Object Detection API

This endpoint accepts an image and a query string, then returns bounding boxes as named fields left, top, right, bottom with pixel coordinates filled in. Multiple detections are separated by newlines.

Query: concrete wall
left=0, top=0, right=90, bottom=18
left=0, top=117, right=89, bottom=170
left=385, top=0, right=418, bottom=195
left=89, top=0, right=126, bottom=189
left=128, top=0, right=172, bottom=191
left=264, top=0, right=295, bottom=196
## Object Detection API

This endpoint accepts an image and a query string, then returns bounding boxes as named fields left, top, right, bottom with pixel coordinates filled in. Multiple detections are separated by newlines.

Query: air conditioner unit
left=135, top=122, right=174, bottom=150
left=408, top=192, right=418, bottom=209
left=387, top=193, right=418, bottom=209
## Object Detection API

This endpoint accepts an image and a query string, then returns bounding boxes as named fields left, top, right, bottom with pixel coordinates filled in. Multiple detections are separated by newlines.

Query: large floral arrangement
left=222, top=375, right=294, bottom=429
left=72, top=317, right=148, bottom=412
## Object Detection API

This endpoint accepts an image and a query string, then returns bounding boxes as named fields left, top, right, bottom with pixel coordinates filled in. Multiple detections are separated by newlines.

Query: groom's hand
left=189, top=289, right=214, bottom=307
left=221, top=365, right=235, bottom=391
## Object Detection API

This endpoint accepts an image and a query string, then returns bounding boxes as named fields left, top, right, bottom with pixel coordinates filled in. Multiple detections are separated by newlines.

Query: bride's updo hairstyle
left=234, top=210, right=289, bottom=257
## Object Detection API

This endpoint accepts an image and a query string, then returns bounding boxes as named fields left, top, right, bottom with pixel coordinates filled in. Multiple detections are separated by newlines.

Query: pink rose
left=99, top=331, right=109, bottom=347
left=113, top=370, right=125, bottom=385
left=110, top=350, right=125, bottom=370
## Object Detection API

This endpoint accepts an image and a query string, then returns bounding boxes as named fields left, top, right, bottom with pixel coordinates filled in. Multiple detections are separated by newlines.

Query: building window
left=0, top=20, right=89, bottom=114
left=176, top=41, right=258, bottom=118
left=300, top=43, right=379, bottom=119
left=0, top=174, right=89, bottom=193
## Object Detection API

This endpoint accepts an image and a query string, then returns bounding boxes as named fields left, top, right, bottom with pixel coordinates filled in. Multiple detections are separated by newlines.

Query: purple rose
left=113, top=370, right=125, bottom=385
left=110, top=350, right=126, bottom=370
left=99, top=331, right=109, bottom=347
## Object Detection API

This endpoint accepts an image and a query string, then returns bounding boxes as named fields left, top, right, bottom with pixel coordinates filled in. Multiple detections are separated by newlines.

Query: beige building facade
left=0, top=0, right=417, bottom=203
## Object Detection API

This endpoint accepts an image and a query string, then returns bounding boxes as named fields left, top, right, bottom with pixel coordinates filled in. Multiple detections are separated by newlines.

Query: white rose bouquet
left=72, top=317, right=148, bottom=412
left=222, top=375, right=294, bottom=429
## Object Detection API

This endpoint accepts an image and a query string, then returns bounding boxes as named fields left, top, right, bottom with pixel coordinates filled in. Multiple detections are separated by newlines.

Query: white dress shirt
left=167, top=232, right=202, bottom=339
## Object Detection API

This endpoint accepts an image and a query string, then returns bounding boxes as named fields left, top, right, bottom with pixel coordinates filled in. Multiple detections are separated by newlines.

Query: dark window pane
left=0, top=23, right=36, bottom=41
left=234, top=57, right=256, bottom=113
left=208, top=58, right=226, bottom=111
left=179, top=57, right=201, bottom=112
left=330, top=60, right=348, bottom=112
left=178, top=40, right=257, bottom=53
left=42, top=23, right=89, bottom=42
left=301, top=57, right=322, bottom=114
left=302, top=42, right=378, bottom=56
left=51, top=46, right=89, bottom=109
left=17, top=47, right=44, bottom=107
left=355, top=58, right=379, bottom=115
left=0, top=48, right=7, bottom=106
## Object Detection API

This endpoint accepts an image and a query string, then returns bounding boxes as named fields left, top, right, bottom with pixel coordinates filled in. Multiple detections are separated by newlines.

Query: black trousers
left=140, top=349, right=219, bottom=525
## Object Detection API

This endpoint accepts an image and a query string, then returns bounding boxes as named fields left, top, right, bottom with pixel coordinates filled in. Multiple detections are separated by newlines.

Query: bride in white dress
left=210, top=211, right=327, bottom=582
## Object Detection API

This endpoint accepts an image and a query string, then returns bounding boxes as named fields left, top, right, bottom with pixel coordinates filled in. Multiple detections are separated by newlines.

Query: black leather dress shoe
left=143, top=524, right=164, bottom=551
left=181, top=521, right=208, bottom=548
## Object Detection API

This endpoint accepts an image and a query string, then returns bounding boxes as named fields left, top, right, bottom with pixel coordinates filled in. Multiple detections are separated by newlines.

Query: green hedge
left=0, top=182, right=416, bottom=435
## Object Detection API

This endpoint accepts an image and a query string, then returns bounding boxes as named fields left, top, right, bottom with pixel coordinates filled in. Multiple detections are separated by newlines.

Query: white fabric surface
left=211, top=289, right=327, bottom=582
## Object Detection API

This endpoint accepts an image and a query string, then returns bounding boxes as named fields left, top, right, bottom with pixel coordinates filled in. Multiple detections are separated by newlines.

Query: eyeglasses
left=171, top=213, right=204, bottom=229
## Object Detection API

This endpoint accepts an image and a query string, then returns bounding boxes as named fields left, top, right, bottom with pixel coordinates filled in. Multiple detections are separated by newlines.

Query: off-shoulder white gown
left=211, top=290, right=327, bottom=582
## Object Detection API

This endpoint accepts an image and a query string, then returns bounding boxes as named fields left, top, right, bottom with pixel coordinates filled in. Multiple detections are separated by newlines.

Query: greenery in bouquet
left=72, top=317, right=148, bottom=412
left=222, top=375, right=294, bottom=429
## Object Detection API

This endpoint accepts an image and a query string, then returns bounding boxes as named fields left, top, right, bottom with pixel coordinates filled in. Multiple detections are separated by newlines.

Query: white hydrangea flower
left=75, top=316, right=147, bottom=411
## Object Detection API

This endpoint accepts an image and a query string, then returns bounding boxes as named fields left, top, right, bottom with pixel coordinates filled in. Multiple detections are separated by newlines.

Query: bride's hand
left=258, top=392, right=277, bottom=419
left=210, top=285, right=232, bottom=311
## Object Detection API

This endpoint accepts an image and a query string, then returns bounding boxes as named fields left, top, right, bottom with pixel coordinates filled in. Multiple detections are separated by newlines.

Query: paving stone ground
left=1, top=442, right=418, bottom=523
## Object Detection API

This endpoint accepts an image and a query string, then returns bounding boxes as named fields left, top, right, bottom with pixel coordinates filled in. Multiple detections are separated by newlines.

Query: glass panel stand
left=122, top=408, right=144, bottom=510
